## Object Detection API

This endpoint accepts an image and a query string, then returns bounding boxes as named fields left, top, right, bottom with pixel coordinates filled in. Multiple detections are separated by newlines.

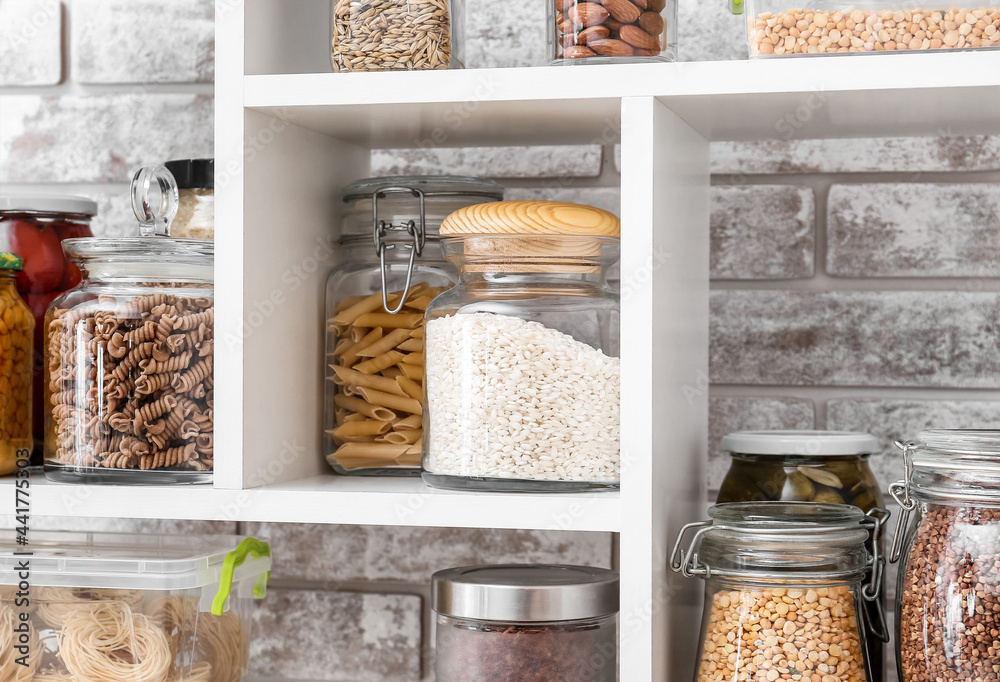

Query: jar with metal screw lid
left=0, top=253, right=34, bottom=475
left=671, top=502, right=890, bottom=682
left=889, top=430, right=1000, bottom=681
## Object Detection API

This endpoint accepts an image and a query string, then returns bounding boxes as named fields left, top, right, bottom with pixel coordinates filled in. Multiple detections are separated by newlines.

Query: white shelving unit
left=6, top=1, right=999, bottom=679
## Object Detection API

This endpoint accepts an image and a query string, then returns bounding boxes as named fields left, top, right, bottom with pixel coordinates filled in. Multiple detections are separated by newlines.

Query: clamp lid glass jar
left=44, top=167, right=214, bottom=484
left=432, top=564, right=619, bottom=681
left=550, top=0, right=678, bottom=63
left=671, top=502, right=889, bottom=682
left=422, top=200, right=621, bottom=493
left=889, top=430, right=1000, bottom=682
left=324, top=176, right=503, bottom=476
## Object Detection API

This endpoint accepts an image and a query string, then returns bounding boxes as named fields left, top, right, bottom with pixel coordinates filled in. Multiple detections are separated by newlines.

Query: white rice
left=424, top=313, right=620, bottom=483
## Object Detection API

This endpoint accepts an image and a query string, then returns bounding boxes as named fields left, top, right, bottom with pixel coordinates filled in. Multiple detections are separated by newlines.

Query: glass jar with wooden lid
left=423, top=200, right=620, bottom=492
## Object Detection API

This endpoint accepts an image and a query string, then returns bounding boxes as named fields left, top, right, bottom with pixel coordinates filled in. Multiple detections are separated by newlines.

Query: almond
left=647, top=0, right=666, bottom=11
left=562, top=45, right=597, bottom=58
left=620, top=23, right=661, bottom=49
left=567, top=2, right=611, bottom=26
left=578, top=24, right=612, bottom=43
left=555, top=0, right=578, bottom=10
left=630, top=0, right=650, bottom=8
left=632, top=47, right=662, bottom=56
left=558, top=17, right=579, bottom=34
left=638, top=10, right=665, bottom=35
left=599, top=0, right=642, bottom=24
left=588, top=37, right=635, bottom=55
left=605, top=18, right=624, bottom=31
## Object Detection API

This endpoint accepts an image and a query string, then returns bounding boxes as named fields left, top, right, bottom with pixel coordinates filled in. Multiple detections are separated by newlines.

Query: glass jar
left=671, top=502, right=889, bottom=682
left=550, top=0, right=678, bottom=63
left=0, top=253, right=34, bottom=476
left=324, top=176, right=503, bottom=476
left=432, top=564, right=619, bottom=682
left=889, top=430, right=1000, bottom=681
left=0, top=194, right=96, bottom=463
left=331, top=0, right=465, bottom=71
left=422, top=200, right=620, bottom=492
left=43, top=167, right=214, bottom=484
left=165, top=158, right=213, bottom=240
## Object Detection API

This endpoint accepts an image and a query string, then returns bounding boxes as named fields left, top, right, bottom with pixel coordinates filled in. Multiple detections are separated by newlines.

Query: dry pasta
left=45, top=292, right=214, bottom=473
left=326, top=285, right=446, bottom=470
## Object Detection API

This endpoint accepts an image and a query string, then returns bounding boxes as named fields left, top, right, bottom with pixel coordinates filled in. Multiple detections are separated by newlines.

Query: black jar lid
left=432, top=564, right=619, bottom=622
left=165, top=159, right=214, bottom=189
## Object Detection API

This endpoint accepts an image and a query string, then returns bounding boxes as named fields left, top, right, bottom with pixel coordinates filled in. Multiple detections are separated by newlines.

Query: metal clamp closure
left=860, top=507, right=890, bottom=642
left=372, top=186, right=426, bottom=314
left=889, top=440, right=918, bottom=564
left=668, top=521, right=713, bottom=578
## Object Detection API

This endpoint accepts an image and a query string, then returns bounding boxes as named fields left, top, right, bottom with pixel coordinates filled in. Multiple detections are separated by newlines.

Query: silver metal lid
left=723, top=430, right=879, bottom=457
left=432, top=564, right=619, bottom=622
left=0, top=193, right=97, bottom=216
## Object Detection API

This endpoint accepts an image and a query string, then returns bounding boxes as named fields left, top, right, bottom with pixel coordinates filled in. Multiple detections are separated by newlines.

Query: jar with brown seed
left=549, top=0, right=678, bottom=63
left=331, top=0, right=465, bottom=71
left=671, top=502, right=889, bottom=682
left=889, top=430, right=1000, bottom=682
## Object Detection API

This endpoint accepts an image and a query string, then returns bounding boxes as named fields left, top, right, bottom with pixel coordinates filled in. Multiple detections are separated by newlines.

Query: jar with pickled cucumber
left=0, top=253, right=34, bottom=475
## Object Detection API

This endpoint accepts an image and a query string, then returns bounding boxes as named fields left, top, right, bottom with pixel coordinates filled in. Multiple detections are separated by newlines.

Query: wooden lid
left=440, top=201, right=620, bottom=238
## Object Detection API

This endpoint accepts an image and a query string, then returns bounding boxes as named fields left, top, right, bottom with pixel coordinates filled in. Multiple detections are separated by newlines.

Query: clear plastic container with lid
left=44, top=166, right=214, bottom=484
left=0, top=193, right=97, bottom=462
left=549, top=0, right=678, bottom=63
left=0, top=529, right=270, bottom=681
left=889, top=430, right=1000, bottom=681
left=324, top=176, right=503, bottom=476
left=671, top=502, right=890, bottom=682
left=730, top=0, right=1000, bottom=57
left=432, top=564, right=619, bottom=681
left=422, top=200, right=620, bottom=492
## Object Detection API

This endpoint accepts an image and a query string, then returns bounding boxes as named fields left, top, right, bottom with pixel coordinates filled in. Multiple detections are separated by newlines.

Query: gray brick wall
left=1, top=1, right=998, bottom=680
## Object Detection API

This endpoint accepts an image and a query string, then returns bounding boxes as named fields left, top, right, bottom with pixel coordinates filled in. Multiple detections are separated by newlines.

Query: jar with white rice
left=422, top=200, right=620, bottom=492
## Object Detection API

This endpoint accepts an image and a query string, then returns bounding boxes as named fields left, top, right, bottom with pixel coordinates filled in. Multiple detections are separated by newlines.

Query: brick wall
left=2, top=0, right=999, bottom=680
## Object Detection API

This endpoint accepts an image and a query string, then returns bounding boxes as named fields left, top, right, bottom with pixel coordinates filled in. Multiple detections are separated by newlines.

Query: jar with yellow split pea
left=0, top=253, right=34, bottom=475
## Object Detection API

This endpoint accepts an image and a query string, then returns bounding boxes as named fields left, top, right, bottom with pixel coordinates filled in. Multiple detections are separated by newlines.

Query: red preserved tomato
left=6, top=218, right=66, bottom=293
left=53, top=221, right=91, bottom=289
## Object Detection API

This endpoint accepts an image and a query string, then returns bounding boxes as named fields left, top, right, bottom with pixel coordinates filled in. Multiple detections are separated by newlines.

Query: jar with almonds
left=671, top=502, right=889, bottom=682
left=550, top=0, right=678, bottom=63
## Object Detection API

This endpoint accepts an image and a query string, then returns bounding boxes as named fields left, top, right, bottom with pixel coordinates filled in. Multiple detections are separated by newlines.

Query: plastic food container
left=422, top=201, right=621, bottom=493
left=44, top=167, right=214, bottom=484
left=889, top=431, right=1000, bottom=681
left=0, top=194, right=97, bottom=462
left=432, top=564, right=619, bottom=681
left=331, top=0, right=464, bottom=71
left=733, top=0, right=1000, bottom=56
left=325, top=176, right=503, bottom=476
left=0, top=253, right=33, bottom=475
left=550, top=0, right=678, bottom=63
left=165, top=158, right=214, bottom=240
left=0, top=529, right=270, bottom=682
left=671, top=502, right=890, bottom=682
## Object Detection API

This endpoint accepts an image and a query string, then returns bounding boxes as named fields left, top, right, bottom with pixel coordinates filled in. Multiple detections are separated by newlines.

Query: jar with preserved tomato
left=0, top=194, right=96, bottom=461
left=0, top=253, right=34, bottom=475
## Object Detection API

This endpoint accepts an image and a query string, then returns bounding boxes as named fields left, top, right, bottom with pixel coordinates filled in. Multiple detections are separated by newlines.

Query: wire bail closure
left=889, top=439, right=918, bottom=564
left=131, top=165, right=179, bottom=237
left=372, top=186, right=426, bottom=314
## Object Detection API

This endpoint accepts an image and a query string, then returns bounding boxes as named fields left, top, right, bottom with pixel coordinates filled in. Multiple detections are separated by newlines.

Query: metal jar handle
left=861, top=507, right=891, bottom=643
left=888, top=439, right=918, bottom=564
left=372, top=186, right=426, bottom=314
left=668, top=520, right=713, bottom=578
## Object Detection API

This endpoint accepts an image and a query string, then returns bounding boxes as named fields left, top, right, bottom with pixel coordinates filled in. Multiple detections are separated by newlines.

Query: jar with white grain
left=422, top=200, right=620, bottom=493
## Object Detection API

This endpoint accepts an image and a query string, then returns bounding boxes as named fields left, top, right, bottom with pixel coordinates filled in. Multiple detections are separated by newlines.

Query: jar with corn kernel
left=0, top=253, right=34, bottom=475
left=670, top=502, right=889, bottom=682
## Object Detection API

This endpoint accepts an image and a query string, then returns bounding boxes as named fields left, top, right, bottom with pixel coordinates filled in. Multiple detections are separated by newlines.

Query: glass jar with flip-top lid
left=422, top=200, right=621, bottom=493
left=889, top=431, right=1000, bottom=682
left=44, top=166, right=214, bottom=484
left=324, top=176, right=503, bottom=476
left=671, top=502, right=890, bottom=682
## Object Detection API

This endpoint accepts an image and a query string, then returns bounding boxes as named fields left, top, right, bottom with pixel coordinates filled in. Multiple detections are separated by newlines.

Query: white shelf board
left=5, top=475, right=619, bottom=532
left=244, top=53, right=1000, bottom=142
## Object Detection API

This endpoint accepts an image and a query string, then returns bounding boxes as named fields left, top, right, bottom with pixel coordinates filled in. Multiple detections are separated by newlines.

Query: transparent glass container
left=331, top=0, right=465, bottom=71
left=549, top=0, right=678, bottom=63
left=422, top=201, right=621, bottom=493
left=731, top=0, right=1000, bottom=56
left=432, top=564, right=619, bottom=682
left=0, top=254, right=33, bottom=475
left=324, top=176, right=503, bottom=476
left=0, top=530, right=269, bottom=682
left=165, top=158, right=214, bottom=240
left=0, top=194, right=96, bottom=463
left=889, top=430, right=1000, bottom=682
left=671, top=502, right=889, bottom=682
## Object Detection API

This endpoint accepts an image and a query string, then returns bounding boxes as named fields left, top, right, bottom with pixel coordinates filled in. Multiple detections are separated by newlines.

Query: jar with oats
left=889, top=431, right=1000, bottom=682
left=671, top=502, right=889, bottom=682
left=331, top=0, right=465, bottom=71
left=44, top=166, right=215, bottom=484
left=550, top=0, right=678, bottom=63
left=324, top=176, right=503, bottom=476
left=0, top=253, right=34, bottom=476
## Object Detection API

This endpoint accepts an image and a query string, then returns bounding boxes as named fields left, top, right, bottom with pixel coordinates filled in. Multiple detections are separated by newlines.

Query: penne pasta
left=354, top=350, right=405, bottom=375
left=381, top=366, right=404, bottom=379
left=396, top=338, right=423, bottom=353
left=329, top=442, right=411, bottom=469
left=343, top=413, right=367, bottom=423
left=357, top=328, right=411, bottom=358
left=377, top=429, right=421, bottom=445
left=398, top=363, right=423, bottom=381
left=405, top=295, right=436, bottom=311
left=410, top=327, right=424, bottom=340
left=394, top=414, right=423, bottom=430
left=352, top=312, right=424, bottom=329
left=334, top=393, right=395, bottom=421
left=350, top=325, right=372, bottom=342
left=401, top=352, right=423, bottom=366
left=330, top=364, right=406, bottom=396
left=332, top=291, right=400, bottom=325
left=396, top=376, right=422, bottom=401
left=335, top=294, right=368, bottom=312
left=341, top=328, right=383, bottom=366
left=356, top=386, right=422, bottom=415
